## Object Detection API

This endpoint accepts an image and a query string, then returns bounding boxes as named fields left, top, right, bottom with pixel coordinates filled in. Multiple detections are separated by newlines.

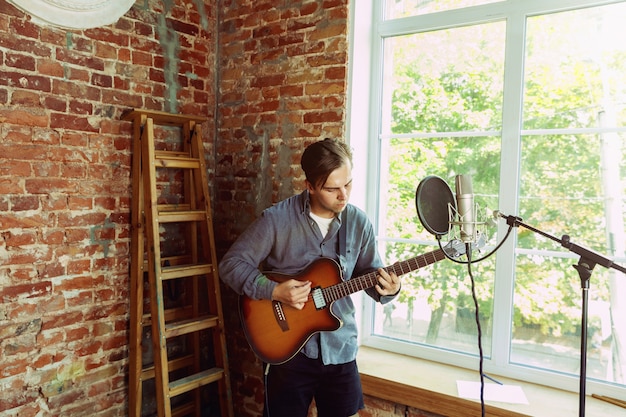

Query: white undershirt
left=309, top=212, right=334, bottom=238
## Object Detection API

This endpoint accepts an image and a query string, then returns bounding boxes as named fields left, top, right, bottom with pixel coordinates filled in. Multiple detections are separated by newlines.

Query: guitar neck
left=324, top=248, right=446, bottom=303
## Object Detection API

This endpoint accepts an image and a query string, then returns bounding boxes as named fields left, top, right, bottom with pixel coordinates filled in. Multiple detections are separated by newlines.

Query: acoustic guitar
left=239, top=239, right=468, bottom=364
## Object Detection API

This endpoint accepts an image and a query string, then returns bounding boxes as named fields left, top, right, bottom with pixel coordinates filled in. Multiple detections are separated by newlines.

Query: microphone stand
left=498, top=213, right=626, bottom=417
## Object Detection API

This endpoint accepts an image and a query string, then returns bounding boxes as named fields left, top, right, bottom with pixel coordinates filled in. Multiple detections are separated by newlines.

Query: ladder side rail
left=128, top=113, right=147, bottom=417
left=142, top=117, right=173, bottom=417
left=184, top=120, right=203, bottom=417
left=191, top=125, right=235, bottom=417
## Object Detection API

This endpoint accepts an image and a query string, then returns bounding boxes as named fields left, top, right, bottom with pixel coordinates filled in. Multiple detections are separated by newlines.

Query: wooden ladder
left=124, top=109, right=233, bottom=417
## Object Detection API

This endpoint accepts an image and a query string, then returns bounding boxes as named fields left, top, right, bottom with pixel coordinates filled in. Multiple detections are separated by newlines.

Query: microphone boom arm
left=494, top=211, right=626, bottom=274
left=494, top=210, right=626, bottom=417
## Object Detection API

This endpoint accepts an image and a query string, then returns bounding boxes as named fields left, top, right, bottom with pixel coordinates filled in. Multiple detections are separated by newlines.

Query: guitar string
left=319, top=249, right=447, bottom=302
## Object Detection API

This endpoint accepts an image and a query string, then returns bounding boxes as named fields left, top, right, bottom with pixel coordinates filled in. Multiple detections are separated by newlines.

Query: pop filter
left=415, top=175, right=456, bottom=237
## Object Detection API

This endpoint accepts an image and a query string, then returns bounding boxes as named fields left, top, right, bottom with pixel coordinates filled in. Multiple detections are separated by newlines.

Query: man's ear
left=305, top=180, right=314, bottom=193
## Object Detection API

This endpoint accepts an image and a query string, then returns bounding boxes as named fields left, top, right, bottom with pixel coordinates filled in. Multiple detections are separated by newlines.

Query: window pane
left=523, top=4, right=626, bottom=129
left=514, top=131, right=626, bottom=383
left=385, top=0, right=501, bottom=19
left=517, top=2, right=626, bottom=385
left=381, top=23, right=505, bottom=135
left=373, top=21, right=505, bottom=357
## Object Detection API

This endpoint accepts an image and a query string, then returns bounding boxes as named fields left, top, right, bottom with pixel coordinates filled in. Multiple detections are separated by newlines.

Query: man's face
left=307, top=162, right=353, bottom=219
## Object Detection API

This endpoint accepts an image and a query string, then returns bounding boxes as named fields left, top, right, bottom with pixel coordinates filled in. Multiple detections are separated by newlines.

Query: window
left=350, top=0, right=626, bottom=397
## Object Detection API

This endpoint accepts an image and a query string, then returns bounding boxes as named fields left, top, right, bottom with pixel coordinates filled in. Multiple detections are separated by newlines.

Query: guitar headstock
left=443, top=233, right=486, bottom=259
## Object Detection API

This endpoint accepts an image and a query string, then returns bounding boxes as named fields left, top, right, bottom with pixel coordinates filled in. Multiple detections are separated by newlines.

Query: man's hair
left=301, top=138, right=353, bottom=188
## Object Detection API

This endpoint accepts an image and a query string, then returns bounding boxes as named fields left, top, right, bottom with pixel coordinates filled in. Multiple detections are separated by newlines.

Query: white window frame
left=347, top=0, right=626, bottom=399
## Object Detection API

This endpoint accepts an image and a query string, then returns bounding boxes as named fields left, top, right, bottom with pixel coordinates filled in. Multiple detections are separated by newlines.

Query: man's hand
left=375, top=268, right=400, bottom=296
left=271, top=279, right=312, bottom=310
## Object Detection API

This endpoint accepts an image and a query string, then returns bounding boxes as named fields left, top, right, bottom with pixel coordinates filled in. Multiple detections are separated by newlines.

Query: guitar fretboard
left=322, top=248, right=448, bottom=303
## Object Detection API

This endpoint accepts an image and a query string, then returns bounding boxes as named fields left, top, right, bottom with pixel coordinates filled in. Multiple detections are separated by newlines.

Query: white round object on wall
left=8, top=0, right=135, bottom=29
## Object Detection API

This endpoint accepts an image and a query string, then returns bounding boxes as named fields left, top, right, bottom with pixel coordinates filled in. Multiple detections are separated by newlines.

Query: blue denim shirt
left=219, top=190, right=396, bottom=365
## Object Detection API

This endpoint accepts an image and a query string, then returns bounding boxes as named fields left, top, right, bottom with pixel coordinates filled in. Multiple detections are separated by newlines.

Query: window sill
left=357, top=346, right=626, bottom=417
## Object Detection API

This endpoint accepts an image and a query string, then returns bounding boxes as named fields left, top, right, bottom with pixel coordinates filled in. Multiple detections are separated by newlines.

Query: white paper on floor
left=457, top=380, right=529, bottom=404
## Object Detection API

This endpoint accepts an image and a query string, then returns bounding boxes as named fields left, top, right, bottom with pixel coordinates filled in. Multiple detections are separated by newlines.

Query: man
left=219, top=138, right=401, bottom=417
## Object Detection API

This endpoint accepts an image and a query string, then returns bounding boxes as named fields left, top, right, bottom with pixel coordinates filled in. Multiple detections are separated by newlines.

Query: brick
left=84, top=27, right=129, bottom=47
left=55, top=48, right=104, bottom=71
left=40, top=311, right=84, bottom=332
left=68, top=35, right=95, bottom=54
left=60, top=131, right=88, bottom=147
left=92, top=73, right=113, bottom=88
left=5, top=52, right=36, bottom=70
left=0, top=1, right=22, bottom=17
left=68, top=196, right=93, bottom=210
left=10, top=90, right=40, bottom=106
left=94, top=42, right=117, bottom=60
left=131, top=50, right=152, bottom=66
left=37, top=59, right=64, bottom=77
left=32, top=128, right=61, bottom=145
left=134, top=21, right=153, bottom=37
left=0, top=281, right=52, bottom=302
left=0, top=33, right=51, bottom=57
left=43, top=96, right=67, bottom=112
left=0, top=212, right=50, bottom=229
left=64, top=228, right=90, bottom=243
left=50, top=113, right=99, bottom=133
left=31, top=161, right=62, bottom=178
left=40, top=230, right=64, bottom=245
left=39, top=27, right=65, bottom=46
left=0, top=70, right=52, bottom=92
left=0, top=156, right=29, bottom=178
left=101, top=89, right=143, bottom=108
left=65, top=66, right=90, bottom=82
left=9, top=18, right=39, bottom=39
left=3, top=230, right=37, bottom=247
left=68, top=99, right=93, bottom=115
left=60, top=163, right=87, bottom=179
left=168, top=18, right=199, bottom=36
left=24, top=178, right=79, bottom=194
left=129, top=36, right=160, bottom=54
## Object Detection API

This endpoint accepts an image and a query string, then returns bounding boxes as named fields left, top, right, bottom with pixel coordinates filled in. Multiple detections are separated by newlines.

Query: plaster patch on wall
left=192, top=0, right=209, bottom=30
left=156, top=13, right=181, bottom=114
left=90, top=217, right=116, bottom=257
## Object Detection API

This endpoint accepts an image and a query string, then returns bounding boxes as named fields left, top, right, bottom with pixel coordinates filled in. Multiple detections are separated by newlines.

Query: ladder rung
left=161, top=263, right=213, bottom=280
left=154, top=151, right=201, bottom=169
left=165, top=315, right=219, bottom=338
left=142, top=305, right=193, bottom=327
left=158, top=204, right=192, bottom=212
left=157, top=210, right=207, bottom=223
left=122, top=108, right=208, bottom=126
left=169, top=367, right=224, bottom=398
left=171, top=403, right=195, bottom=417
left=141, top=354, right=194, bottom=380
left=143, top=254, right=195, bottom=272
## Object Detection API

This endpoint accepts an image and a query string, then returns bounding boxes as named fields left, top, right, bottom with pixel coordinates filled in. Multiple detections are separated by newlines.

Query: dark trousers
left=263, top=353, right=364, bottom=417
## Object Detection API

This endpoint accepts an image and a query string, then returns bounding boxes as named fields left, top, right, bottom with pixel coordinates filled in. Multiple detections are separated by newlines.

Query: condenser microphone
left=455, top=174, right=475, bottom=243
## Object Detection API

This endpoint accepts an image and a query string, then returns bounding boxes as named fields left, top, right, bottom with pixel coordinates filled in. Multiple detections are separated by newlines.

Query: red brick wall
left=214, top=1, right=350, bottom=416
left=0, top=0, right=435, bottom=415
left=0, top=1, right=217, bottom=415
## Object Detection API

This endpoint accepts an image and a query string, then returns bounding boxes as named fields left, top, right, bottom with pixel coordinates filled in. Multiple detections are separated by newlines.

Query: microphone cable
left=466, top=242, right=486, bottom=417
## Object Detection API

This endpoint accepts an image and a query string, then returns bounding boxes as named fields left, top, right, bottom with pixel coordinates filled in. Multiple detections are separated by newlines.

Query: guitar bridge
left=272, top=301, right=289, bottom=332
left=311, top=287, right=326, bottom=310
